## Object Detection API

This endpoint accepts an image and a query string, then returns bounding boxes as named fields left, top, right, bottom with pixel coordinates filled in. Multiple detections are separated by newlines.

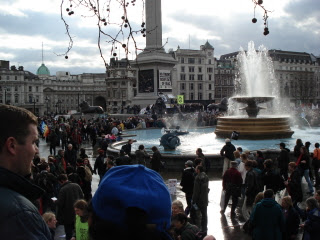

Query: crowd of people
left=1, top=104, right=320, bottom=240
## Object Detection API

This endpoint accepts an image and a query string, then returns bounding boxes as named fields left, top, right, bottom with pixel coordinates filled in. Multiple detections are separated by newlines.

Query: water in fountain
left=233, top=41, right=282, bottom=116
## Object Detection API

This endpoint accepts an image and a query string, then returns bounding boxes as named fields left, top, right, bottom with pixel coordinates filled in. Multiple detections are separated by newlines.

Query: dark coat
left=277, top=148, right=290, bottom=169
left=220, top=142, right=236, bottom=160
left=135, top=149, right=149, bottom=165
left=151, top=150, right=162, bottom=171
left=250, top=198, right=284, bottom=240
left=262, top=169, right=284, bottom=193
left=121, top=143, right=132, bottom=155
left=192, top=172, right=209, bottom=207
left=294, top=143, right=303, bottom=157
left=57, top=181, right=84, bottom=225
left=181, top=167, right=195, bottom=194
left=283, top=207, right=300, bottom=240
left=303, top=208, right=320, bottom=240
left=222, top=167, right=242, bottom=196
left=245, top=169, right=259, bottom=205
left=115, top=155, right=132, bottom=166
left=175, top=222, right=199, bottom=240
left=0, top=167, right=52, bottom=239
left=94, top=155, right=106, bottom=175
left=64, top=149, right=77, bottom=166
left=287, top=169, right=303, bottom=203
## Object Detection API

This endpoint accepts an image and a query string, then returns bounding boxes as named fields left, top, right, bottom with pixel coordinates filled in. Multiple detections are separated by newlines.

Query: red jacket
left=222, top=167, right=242, bottom=190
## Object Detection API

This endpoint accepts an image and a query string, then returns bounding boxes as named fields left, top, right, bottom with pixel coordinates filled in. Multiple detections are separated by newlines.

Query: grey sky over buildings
left=0, top=0, right=319, bottom=74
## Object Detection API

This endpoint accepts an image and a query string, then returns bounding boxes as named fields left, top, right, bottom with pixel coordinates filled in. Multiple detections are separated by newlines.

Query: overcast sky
left=0, top=0, right=319, bottom=75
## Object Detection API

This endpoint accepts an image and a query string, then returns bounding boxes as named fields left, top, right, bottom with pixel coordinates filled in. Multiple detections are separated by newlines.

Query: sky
left=0, top=0, right=319, bottom=75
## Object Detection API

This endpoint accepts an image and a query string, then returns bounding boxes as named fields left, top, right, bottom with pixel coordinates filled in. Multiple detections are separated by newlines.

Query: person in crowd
left=0, top=105, right=52, bottom=239
left=150, top=146, right=162, bottom=172
left=255, top=151, right=265, bottom=170
left=88, top=165, right=173, bottom=240
left=42, top=212, right=58, bottom=240
left=192, top=165, right=209, bottom=234
left=196, top=148, right=210, bottom=173
left=237, top=147, right=243, bottom=155
left=61, top=129, right=68, bottom=150
left=35, top=162, right=57, bottom=213
left=64, top=144, right=77, bottom=168
left=115, top=149, right=132, bottom=166
left=277, top=142, right=290, bottom=180
left=238, top=153, right=248, bottom=198
left=297, top=146, right=314, bottom=195
left=135, top=144, right=150, bottom=165
left=56, top=174, right=84, bottom=240
left=172, top=200, right=185, bottom=217
left=312, top=143, right=320, bottom=188
left=106, top=159, right=115, bottom=172
left=181, top=160, right=195, bottom=211
left=220, top=138, right=236, bottom=176
left=281, top=196, right=300, bottom=240
left=121, top=139, right=134, bottom=158
left=234, top=151, right=241, bottom=166
left=94, top=149, right=106, bottom=183
left=77, top=158, right=93, bottom=201
left=55, top=149, right=66, bottom=174
left=284, top=162, right=303, bottom=206
left=262, top=159, right=284, bottom=194
left=221, top=161, right=242, bottom=217
left=245, top=150, right=255, bottom=160
left=49, top=130, right=58, bottom=156
left=71, top=199, right=90, bottom=240
left=48, top=156, right=58, bottom=176
left=301, top=197, right=320, bottom=240
left=80, top=148, right=88, bottom=159
left=294, top=138, right=304, bottom=159
left=243, top=160, right=259, bottom=220
left=66, top=166, right=81, bottom=186
left=315, top=190, right=320, bottom=205
left=171, top=213, right=200, bottom=240
left=250, top=189, right=284, bottom=240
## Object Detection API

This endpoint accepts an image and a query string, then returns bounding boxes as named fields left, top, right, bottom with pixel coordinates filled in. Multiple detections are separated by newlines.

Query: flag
left=40, top=121, right=50, bottom=137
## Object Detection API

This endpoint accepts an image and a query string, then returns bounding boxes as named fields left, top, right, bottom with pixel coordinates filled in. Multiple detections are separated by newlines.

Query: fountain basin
left=215, top=116, right=294, bottom=140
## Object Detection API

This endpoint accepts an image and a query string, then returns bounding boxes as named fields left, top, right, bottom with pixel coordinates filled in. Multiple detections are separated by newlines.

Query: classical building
left=171, top=41, right=215, bottom=103
left=0, top=60, right=44, bottom=116
left=214, top=59, right=236, bottom=101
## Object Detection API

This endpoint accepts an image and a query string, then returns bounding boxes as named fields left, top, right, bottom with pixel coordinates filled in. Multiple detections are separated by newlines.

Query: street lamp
left=56, top=100, right=62, bottom=115
left=31, top=97, right=36, bottom=116
left=45, top=96, right=50, bottom=115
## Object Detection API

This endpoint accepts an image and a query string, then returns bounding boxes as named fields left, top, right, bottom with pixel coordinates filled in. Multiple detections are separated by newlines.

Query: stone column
left=145, top=0, right=163, bottom=52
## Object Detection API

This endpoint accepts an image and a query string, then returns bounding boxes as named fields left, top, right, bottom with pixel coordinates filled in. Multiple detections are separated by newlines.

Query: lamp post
left=32, top=97, right=36, bottom=116
left=4, top=87, right=7, bottom=104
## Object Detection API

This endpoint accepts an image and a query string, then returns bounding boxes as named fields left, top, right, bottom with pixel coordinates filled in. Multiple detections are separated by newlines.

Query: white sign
left=168, top=179, right=177, bottom=194
left=159, top=70, right=172, bottom=90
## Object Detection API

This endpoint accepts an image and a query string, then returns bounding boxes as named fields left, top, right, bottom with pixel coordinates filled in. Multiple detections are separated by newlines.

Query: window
left=190, top=92, right=194, bottom=100
left=122, top=90, right=126, bottom=98
left=209, top=93, right=212, bottom=100
left=15, top=76, right=17, bottom=80
left=188, top=58, right=195, bottom=64
left=198, top=92, right=202, bottom=100
left=198, top=67, right=202, bottom=73
left=181, top=58, right=185, bottom=63
left=198, top=75, right=203, bottom=80
left=29, top=86, right=32, bottom=92
left=207, top=68, right=213, bottom=73
left=189, top=74, right=195, bottom=81
left=180, top=83, right=185, bottom=90
left=0, top=76, right=1, bottom=80
left=198, top=83, right=202, bottom=90
left=113, top=82, right=117, bottom=86
left=198, top=58, right=202, bottom=64
left=180, top=74, right=186, bottom=80
left=208, top=59, right=212, bottom=64
left=209, top=84, right=212, bottom=90
left=189, top=67, right=195, bottom=72
left=0, top=95, right=2, bottom=103
left=29, top=95, right=33, bottom=103
left=6, top=76, right=9, bottom=80
left=181, top=66, right=185, bottom=72
left=190, top=83, right=194, bottom=90
left=209, top=74, right=212, bottom=80
left=14, top=86, right=18, bottom=91
left=36, top=96, right=39, bottom=103
left=113, top=90, right=117, bottom=98
left=36, top=86, right=39, bottom=92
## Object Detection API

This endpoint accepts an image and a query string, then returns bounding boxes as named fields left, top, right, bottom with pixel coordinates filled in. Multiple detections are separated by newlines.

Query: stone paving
left=37, top=139, right=308, bottom=240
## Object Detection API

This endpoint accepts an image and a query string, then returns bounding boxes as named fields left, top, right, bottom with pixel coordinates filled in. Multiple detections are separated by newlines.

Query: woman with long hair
left=297, top=146, right=314, bottom=195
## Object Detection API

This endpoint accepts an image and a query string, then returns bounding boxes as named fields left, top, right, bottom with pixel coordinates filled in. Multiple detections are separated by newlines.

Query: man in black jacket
left=220, top=138, right=236, bottom=176
left=64, top=143, right=77, bottom=168
left=180, top=160, right=195, bottom=208
left=277, top=142, right=290, bottom=180
left=94, top=149, right=106, bottom=183
left=0, top=104, right=52, bottom=239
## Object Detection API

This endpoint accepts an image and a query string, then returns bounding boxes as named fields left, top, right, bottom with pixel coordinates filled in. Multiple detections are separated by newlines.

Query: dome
left=36, top=63, right=50, bottom=75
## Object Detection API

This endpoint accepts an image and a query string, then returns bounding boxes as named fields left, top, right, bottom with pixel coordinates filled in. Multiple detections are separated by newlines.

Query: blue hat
left=92, top=165, right=172, bottom=232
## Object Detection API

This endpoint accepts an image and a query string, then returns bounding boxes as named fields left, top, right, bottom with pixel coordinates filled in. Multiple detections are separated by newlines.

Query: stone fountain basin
left=231, top=96, right=275, bottom=104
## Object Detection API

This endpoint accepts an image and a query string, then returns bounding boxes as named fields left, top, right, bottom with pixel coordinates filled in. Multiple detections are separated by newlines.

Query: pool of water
left=120, top=126, right=320, bottom=155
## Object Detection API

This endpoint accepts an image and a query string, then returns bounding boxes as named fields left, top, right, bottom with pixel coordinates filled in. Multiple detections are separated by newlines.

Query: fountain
left=215, top=41, right=294, bottom=140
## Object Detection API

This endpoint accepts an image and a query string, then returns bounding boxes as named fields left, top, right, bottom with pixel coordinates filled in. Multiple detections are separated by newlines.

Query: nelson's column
left=131, top=0, right=177, bottom=106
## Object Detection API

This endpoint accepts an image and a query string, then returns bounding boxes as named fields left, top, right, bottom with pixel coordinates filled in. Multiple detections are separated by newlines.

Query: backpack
left=36, top=172, right=54, bottom=194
